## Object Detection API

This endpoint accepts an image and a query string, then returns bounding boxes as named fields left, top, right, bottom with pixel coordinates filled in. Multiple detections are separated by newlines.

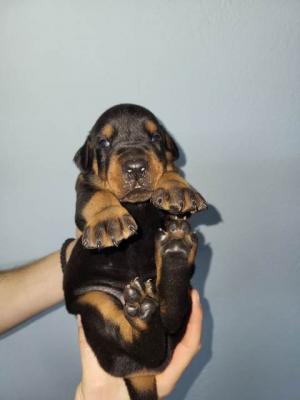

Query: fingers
left=76, top=316, right=130, bottom=400
left=77, top=315, right=104, bottom=381
left=156, top=289, right=203, bottom=398
left=180, top=289, right=203, bottom=352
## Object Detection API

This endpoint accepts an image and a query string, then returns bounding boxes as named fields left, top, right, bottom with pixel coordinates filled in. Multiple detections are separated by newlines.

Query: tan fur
left=166, top=162, right=176, bottom=171
left=88, top=174, right=105, bottom=189
left=155, top=171, right=190, bottom=190
left=188, top=241, right=197, bottom=265
left=144, top=120, right=157, bottom=134
left=101, top=123, right=114, bottom=139
left=147, top=151, right=164, bottom=189
left=107, top=150, right=164, bottom=202
left=81, top=191, right=134, bottom=247
left=128, top=375, right=156, bottom=393
left=152, top=170, right=206, bottom=212
left=92, top=158, right=99, bottom=175
left=78, top=292, right=147, bottom=343
left=82, top=191, right=122, bottom=221
left=155, top=244, right=163, bottom=287
left=106, top=153, right=126, bottom=198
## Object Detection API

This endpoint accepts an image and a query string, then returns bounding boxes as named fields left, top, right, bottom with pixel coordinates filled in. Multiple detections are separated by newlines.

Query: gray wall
left=0, top=1, right=299, bottom=399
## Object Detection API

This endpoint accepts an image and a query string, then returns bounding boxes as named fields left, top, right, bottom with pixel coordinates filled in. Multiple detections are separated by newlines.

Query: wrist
left=75, top=380, right=130, bottom=400
left=74, top=382, right=102, bottom=400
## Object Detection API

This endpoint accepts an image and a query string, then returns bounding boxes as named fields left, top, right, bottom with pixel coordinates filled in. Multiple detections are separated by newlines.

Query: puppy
left=62, top=104, right=207, bottom=400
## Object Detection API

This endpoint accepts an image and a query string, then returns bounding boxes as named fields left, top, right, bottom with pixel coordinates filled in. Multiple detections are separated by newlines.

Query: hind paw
left=123, top=277, right=158, bottom=322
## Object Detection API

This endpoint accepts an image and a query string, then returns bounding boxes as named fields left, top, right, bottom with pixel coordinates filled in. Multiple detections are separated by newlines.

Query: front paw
left=156, top=217, right=198, bottom=262
left=82, top=206, right=137, bottom=249
left=151, top=185, right=207, bottom=214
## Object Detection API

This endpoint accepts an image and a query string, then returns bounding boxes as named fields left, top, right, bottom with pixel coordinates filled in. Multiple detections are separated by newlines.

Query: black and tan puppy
left=62, top=104, right=207, bottom=400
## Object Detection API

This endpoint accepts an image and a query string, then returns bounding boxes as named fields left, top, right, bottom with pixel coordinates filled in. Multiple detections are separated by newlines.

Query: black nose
left=123, top=159, right=147, bottom=178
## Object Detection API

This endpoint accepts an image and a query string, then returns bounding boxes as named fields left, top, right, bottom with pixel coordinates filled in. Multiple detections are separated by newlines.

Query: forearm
left=0, top=248, right=69, bottom=334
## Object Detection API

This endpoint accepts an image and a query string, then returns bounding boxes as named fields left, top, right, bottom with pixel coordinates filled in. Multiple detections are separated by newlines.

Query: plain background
left=0, top=1, right=299, bottom=399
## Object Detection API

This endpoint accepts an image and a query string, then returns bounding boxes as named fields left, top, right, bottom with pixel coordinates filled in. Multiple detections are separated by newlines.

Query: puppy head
left=74, top=104, right=179, bottom=202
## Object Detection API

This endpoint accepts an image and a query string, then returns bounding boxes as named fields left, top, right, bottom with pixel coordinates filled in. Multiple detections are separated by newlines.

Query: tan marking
left=107, top=150, right=164, bottom=202
left=82, top=190, right=122, bottom=222
left=188, top=240, right=197, bottom=265
left=147, top=151, right=164, bottom=190
left=101, top=123, right=113, bottom=139
left=155, top=171, right=190, bottom=191
left=165, top=150, right=173, bottom=164
left=126, top=368, right=157, bottom=378
left=128, top=375, right=156, bottom=393
left=155, top=243, right=163, bottom=287
left=88, top=174, right=105, bottom=190
left=166, top=162, right=176, bottom=171
left=164, top=133, right=178, bottom=161
left=144, top=120, right=157, bottom=134
left=106, top=153, right=125, bottom=198
left=92, top=158, right=99, bottom=175
left=82, top=190, right=133, bottom=247
left=78, top=292, right=143, bottom=343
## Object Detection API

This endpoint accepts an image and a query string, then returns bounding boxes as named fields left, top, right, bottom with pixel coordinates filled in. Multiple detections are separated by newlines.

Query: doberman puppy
left=61, top=104, right=207, bottom=399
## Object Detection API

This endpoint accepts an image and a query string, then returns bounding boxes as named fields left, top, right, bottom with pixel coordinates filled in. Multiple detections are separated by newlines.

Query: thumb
left=77, top=315, right=108, bottom=382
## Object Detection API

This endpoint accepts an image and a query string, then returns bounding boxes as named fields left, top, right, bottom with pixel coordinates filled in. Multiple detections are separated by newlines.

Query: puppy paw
left=155, top=217, right=198, bottom=262
left=151, top=186, right=207, bottom=214
left=82, top=206, right=137, bottom=249
left=123, top=277, right=158, bottom=322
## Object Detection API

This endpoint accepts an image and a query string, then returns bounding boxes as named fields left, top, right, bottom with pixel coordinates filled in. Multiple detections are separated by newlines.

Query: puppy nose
left=124, top=159, right=147, bottom=176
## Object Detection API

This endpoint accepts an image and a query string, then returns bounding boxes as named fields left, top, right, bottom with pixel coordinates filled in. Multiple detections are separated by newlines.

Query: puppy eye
left=150, top=133, right=161, bottom=142
left=99, top=138, right=111, bottom=148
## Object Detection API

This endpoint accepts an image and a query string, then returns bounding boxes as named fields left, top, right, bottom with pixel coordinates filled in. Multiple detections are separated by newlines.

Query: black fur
left=62, top=104, right=204, bottom=399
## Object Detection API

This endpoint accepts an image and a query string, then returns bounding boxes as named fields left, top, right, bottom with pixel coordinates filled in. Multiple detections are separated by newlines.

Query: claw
left=158, top=227, right=166, bottom=233
left=133, top=277, right=144, bottom=292
left=145, top=279, right=153, bottom=289
left=129, top=224, right=137, bottom=233
left=112, top=238, right=119, bottom=247
left=145, top=279, right=156, bottom=297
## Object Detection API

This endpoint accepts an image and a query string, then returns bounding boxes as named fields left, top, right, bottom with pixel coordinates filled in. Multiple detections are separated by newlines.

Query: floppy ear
left=73, top=137, right=94, bottom=173
left=164, top=132, right=179, bottom=161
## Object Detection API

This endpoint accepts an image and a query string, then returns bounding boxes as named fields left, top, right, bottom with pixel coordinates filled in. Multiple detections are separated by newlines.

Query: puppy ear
left=164, top=132, right=179, bottom=161
left=73, top=137, right=94, bottom=173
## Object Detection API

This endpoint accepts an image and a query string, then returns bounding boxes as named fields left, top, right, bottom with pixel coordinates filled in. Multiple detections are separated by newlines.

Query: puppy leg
left=76, top=290, right=166, bottom=372
left=77, top=291, right=146, bottom=345
left=151, top=170, right=207, bottom=214
left=155, top=217, right=198, bottom=333
left=75, top=175, right=137, bottom=249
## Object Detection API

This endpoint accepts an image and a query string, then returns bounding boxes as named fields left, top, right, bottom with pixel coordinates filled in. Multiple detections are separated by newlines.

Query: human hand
left=74, top=289, right=202, bottom=400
